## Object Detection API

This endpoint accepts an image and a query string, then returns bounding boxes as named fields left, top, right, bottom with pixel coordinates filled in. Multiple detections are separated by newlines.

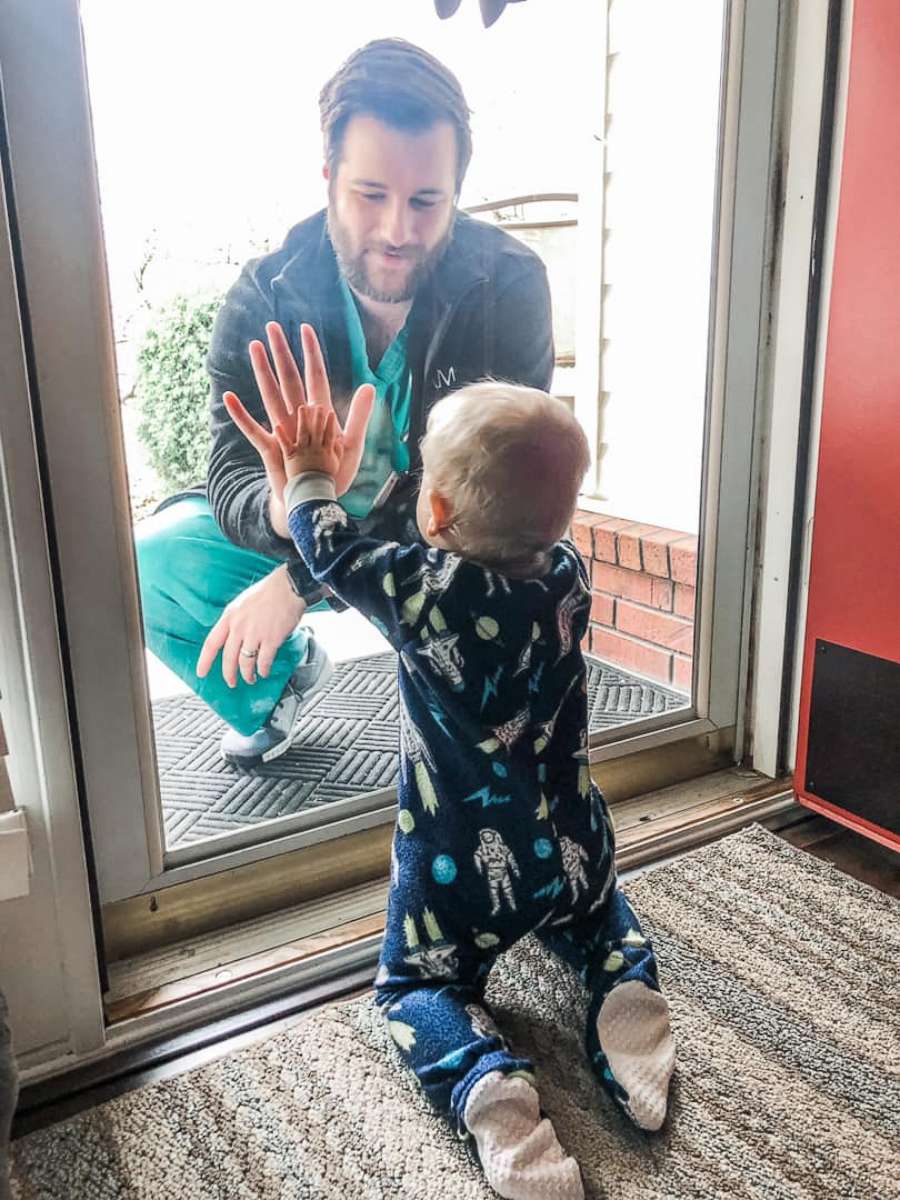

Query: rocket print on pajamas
left=403, top=909, right=460, bottom=979
left=556, top=574, right=589, bottom=661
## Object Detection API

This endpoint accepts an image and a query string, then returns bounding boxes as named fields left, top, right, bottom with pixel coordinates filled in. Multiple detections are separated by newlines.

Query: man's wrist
left=268, top=482, right=290, bottom=539
left=286, top=560, right=326, bottom=608
left=280, top=563, right=308, bottom=609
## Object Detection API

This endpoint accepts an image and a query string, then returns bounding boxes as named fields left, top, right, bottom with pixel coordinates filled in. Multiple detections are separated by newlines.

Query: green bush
left=134, top=293, right=221, bottom=492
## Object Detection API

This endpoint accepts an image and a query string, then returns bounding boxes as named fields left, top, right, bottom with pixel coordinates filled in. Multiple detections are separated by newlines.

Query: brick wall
left=572, top=512, right=698, bottom=694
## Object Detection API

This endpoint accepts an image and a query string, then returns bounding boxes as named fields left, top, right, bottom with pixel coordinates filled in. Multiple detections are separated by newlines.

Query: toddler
left=228, top=331, right=676, bottom=1200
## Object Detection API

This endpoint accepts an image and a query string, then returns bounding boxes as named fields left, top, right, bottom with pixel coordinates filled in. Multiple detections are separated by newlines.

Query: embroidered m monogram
left=433, top=365, right=456, bottom=391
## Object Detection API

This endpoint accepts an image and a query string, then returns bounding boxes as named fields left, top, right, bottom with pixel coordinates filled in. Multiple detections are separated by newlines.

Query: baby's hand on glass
left=276, top=405, right=344, bottom=481
left=222, top=323, right=374, bottom=500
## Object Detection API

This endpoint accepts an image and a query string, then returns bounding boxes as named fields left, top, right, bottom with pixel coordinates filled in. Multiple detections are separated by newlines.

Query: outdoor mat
left=155, top=652, right=688, bottom=847
left=11, top=824, right=898, bottom=1199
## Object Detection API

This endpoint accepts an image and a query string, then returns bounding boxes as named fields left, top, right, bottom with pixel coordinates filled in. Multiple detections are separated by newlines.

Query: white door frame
left=0, top=112, right=105, bottom=1060
left=751, top=0, right=851, bottom=777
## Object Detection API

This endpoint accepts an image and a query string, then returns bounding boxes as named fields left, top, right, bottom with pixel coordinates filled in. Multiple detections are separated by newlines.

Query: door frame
left=0, top=101, right=104, bottom=1063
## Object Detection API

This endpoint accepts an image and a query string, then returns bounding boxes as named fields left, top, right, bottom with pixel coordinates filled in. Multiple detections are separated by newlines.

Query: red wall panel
left=794, top=0, right=900, bottom=850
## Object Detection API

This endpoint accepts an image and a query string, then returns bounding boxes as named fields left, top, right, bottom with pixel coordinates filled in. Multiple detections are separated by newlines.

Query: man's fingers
left=300, top=324, right=333, bottom=412
left=266, top=322, right=307, bottom=415
left=196, top=616, right=230, bottom=679
left=256, top=640, right=277, bottom=681
left=249, top=340, right=291, bottom=433
left=224, top=392, right=282, bottom=475
left=224, top=391, right=267, bottom=449
left=343, top=383, right=376, bottom=449
left=222, top=629, right=244, bottom=689
left=322, top=410, right=339, bottom=450
left=310, top=404, right=326, bottom=441
left=293, top=409, right=313, bottom=448
left=238, top=641, right=259, bottom=686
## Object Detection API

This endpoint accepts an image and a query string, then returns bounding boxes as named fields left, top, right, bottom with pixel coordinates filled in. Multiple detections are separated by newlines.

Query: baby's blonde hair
left=420, top=381, right=590, bottom=573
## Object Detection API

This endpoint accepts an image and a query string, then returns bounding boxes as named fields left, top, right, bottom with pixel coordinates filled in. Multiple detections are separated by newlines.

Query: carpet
left=12, top=824, right=898, bottom=1198
left=157, top=653, right=688, bottom=847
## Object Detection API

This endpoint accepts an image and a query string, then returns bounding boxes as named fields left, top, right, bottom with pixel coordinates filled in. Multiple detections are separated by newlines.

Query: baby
left=227, top=328, right=676, bottom=1200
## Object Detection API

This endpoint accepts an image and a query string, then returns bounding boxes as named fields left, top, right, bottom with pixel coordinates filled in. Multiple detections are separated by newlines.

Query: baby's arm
left=284, top=473, right=443, bottom=649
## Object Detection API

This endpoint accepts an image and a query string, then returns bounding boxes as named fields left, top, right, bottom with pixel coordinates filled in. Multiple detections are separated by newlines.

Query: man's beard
left=327, top=206, right=454, bottom=304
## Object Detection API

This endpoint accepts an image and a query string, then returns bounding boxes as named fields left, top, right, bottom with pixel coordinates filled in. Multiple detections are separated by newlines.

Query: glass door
left=0, top=0, right=775, bottom=916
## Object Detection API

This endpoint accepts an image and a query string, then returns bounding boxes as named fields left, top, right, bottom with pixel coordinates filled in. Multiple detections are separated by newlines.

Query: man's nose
left=380, top=198, right=414, bottom=247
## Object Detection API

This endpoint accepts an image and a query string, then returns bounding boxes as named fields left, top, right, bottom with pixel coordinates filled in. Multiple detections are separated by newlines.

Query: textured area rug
left=13, top=825, right=898, bottom=1199
left=157, top=653, right=688, bottom=847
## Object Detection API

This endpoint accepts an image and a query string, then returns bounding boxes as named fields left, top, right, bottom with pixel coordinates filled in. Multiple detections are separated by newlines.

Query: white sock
left=596, top=980, right=676, bottom=1131
left=463, top=1071, right=584, bottom=1200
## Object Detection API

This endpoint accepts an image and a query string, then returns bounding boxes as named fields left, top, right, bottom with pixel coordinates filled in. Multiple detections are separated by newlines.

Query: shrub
left=134, top=293, right=221, bottom=492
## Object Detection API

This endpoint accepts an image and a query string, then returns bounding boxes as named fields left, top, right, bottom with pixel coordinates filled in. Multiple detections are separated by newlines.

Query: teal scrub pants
left=135, top=495, right=319, bottom=736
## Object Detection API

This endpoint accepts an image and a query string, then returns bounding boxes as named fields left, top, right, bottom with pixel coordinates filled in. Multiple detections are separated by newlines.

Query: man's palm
left=248, top=322, right=374, bottom=497
left=331, top=382, right=374, bottom=494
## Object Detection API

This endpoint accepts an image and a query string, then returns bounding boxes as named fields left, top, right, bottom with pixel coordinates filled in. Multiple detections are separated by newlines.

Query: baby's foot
left=595, top=980, right=675, bottom=1131
left=463, top=1071, right=584, bottom=1200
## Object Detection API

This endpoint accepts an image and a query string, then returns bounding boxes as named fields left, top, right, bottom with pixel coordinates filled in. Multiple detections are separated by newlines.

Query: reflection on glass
left=80, top=0, right=723, bottom=851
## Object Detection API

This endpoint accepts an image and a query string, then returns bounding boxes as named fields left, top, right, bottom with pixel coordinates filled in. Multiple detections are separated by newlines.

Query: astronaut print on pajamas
left=474, top=829, right=521, bottom=916
left=310, top=501, right=349, bottom=555
left=559, top=835, right=590, bottom=904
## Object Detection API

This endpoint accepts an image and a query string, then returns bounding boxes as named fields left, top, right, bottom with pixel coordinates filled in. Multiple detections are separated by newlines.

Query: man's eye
left=361, top=193, right=385, bottom=203
left=412, top=198, right=437, bottom=210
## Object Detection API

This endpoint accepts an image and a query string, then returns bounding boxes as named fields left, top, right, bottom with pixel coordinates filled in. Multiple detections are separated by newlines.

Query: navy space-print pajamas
left=286, top=474, right=663, bottom=1136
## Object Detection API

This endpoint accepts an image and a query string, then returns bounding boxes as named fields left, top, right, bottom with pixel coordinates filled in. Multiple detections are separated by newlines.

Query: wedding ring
left=239, top=648, right=259, bottom=659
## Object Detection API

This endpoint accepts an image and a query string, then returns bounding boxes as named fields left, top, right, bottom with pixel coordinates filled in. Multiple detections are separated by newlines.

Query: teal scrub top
left=338, top=277, right=412, bottom=521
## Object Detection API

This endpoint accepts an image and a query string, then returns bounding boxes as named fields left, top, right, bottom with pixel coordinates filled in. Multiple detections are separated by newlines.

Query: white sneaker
left=220, top=636, right=334, bottom=768
left=464, top=1072, right=584, bottom=1200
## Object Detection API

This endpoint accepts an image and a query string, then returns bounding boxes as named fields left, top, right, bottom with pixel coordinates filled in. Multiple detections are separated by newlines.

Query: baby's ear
left=427, top=489, right=455, bottom=538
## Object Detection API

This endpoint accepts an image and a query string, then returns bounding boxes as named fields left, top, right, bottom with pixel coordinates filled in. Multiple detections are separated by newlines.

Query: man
left=136, top=38, right=554, bottom=768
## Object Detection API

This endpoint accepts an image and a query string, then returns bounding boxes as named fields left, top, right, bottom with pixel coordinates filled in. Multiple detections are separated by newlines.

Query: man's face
left=327, top=114, right=458, bottom=303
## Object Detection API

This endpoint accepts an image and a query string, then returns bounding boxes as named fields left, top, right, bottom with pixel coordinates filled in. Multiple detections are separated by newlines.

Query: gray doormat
left=11, top=825, right=899, bottom=1199
left=155, top=654, right=687, bottom=848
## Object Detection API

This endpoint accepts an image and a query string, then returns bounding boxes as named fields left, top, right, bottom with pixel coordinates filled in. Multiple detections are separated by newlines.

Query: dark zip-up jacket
left=203, top=209, right=554, bottom=602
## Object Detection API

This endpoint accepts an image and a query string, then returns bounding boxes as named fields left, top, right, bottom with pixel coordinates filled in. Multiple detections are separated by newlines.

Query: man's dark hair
left=319, top=39, right=473, bottom=194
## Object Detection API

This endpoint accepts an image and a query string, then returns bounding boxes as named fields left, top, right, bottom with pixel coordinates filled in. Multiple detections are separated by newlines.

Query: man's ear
left=427, top=489, right=455, bottom=539
left=322, top=163, right=330, bottom=182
